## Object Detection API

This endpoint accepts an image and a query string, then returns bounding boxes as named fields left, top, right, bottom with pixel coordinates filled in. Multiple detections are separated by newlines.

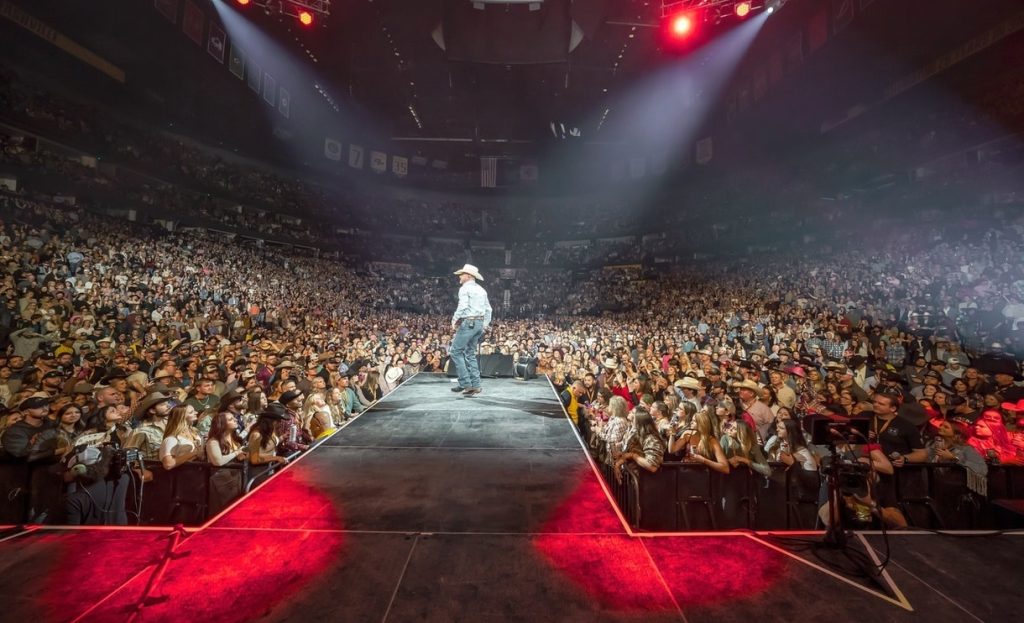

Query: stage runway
left=0, top=374, right=1021, bottom=622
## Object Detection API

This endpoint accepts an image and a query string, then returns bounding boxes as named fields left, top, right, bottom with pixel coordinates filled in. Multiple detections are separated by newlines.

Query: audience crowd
left=1, top=56, right=1024, bottom=528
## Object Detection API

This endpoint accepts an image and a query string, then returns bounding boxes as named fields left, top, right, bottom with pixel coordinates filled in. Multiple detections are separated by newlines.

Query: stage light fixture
left=734, top=2, right=751, bottom=18
left=298, top=10, right=313, bottom=25
left=236, top=0, right=251, bottom=5
left=670, top=13, right=694, bottom=38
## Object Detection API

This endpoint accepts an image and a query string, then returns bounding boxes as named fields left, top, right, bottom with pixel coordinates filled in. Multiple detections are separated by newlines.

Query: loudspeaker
left=514, top=357, right=537, bottom=380
left=445, top=354, right=515, bottom=378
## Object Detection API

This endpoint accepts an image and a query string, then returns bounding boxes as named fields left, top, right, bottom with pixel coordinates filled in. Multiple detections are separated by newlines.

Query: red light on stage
left=735, top=2, right=752, bottom=17
left=298, top=10, right=313, bottom=26
left=236, top=0, right=250, bottom=5
left=670, top=13, right=694, bottom=38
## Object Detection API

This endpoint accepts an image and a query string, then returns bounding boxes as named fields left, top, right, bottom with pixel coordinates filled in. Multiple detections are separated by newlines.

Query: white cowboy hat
left=385, top=366, right=404, bottom=385
left=408, top=351, right=422, bottom=364
left=453, top=264, right=484, bottom=281
left=602, top=357, right=619, bottom=370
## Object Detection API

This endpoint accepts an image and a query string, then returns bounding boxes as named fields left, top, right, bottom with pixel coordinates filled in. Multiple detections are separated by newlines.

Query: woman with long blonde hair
left=159, top=404, right=205, bottom=470
left=670, top=409, right=730, bottom=474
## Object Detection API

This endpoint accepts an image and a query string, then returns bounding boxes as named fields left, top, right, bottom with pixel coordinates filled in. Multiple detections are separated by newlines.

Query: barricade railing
left=600, top=458, right=1024, bottom=532
left=0, top=452, right=300, bottom=526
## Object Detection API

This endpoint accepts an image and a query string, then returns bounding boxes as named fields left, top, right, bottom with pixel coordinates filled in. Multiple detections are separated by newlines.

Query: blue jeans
left=450, top=320, right=484, bottom=389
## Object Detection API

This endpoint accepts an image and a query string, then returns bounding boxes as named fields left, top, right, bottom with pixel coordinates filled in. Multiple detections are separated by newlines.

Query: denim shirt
left=452, top=280, right=492, bottom=328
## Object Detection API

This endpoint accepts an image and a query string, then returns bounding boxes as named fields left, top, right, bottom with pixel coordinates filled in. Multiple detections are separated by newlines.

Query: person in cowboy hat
left=449, top=264, right=492, bottom=397
left=731, top=379, right=775, bottom=441
left=125, top=392, right=176, bottom=460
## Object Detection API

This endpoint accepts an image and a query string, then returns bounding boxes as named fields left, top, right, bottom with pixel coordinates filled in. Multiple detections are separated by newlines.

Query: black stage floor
left=0, top=374, right=1021, bottom=622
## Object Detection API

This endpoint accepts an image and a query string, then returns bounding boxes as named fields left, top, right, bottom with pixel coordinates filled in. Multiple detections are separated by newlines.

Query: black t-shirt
left=870, top=413, right=924, bottom=457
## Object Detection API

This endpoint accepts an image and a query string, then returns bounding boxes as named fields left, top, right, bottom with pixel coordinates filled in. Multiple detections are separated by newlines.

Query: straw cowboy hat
left=453, top=264, right=484, bottom=281
left=731, top=379, right=762, bottom=393
left=674, top=377, right=702, bottom=391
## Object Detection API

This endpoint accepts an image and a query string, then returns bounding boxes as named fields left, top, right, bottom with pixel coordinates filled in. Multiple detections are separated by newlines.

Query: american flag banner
left=183, top=0, right=204, bottom=45
left=481, top=157, right=497, bottom=188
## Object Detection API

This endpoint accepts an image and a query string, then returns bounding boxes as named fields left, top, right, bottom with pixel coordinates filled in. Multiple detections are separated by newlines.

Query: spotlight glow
left=670, top=13, right=694, bottom=37
left=735, top=2, right=751, bottom=18
left=236, top=0, right=250, bottom=5
left=298, top=10, right=313, bottom=26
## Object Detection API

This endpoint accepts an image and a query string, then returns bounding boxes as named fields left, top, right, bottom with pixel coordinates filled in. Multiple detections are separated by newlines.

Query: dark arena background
left=1, top=0, right=1024, bottom=621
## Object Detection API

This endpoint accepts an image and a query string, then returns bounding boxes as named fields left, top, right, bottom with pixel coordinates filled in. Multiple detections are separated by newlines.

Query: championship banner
left=519, top=162, right=538, bottom=183
left=392, top=155, right=408, bottom=177
left=348, top=144, right=364, bottom=169
left=207, top=24, right=226, bottom=63
left=246, top=60, right=261, bottom=93
left=229, top=43, right=245, bottom=79
left=807, top=8, right=828, bottom=53
left=695, top=137, right=714, bottom=165
left=182, top=0, right=204, bottom=46
left=833, top=0, right=855, bottom=33
left=278, top=88, right=290, bottom=118
left=324, top=138, right=342, bottom=161
left=154, top=0, right=178, bottom=24
left=431, top=159, right=447, bottom=170
left=370, top=151, right=387, bottom=173
left=480, top=157, right=497, bottom=187
left=768, top=51, right=784, bottom=84
left=785, top=31, right=804, bottom=72
left=262, top=72, right=276, bottom=105
left=411, top=155, right=428, bottom=166
left=752, top=69, right=768, bottom=101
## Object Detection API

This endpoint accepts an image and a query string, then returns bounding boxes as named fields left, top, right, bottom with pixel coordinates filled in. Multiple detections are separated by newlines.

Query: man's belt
left=458, top=316, right=485, bottom=321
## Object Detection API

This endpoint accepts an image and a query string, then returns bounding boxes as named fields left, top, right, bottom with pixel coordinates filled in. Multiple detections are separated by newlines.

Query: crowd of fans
left=2, top=45, right=1024, bottom=528
left=0, top=178, right=1021, bottom=526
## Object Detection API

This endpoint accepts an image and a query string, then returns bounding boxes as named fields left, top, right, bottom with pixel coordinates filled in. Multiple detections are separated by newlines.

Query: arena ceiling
left=11, top=0, right=1024, bottom=167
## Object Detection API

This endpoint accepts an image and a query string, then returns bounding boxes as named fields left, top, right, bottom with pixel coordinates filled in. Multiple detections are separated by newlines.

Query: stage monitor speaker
left=514, top=357, right=537, bottom=380
left=445, top=354, right=516, bottom=378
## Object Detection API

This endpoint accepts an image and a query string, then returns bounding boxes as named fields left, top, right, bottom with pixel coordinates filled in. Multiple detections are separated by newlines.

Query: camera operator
left=868, top=390, right=927, bottom=466
left=817, top=436, right=907, bottom=529
left=61, top=443, right=132, bottom=525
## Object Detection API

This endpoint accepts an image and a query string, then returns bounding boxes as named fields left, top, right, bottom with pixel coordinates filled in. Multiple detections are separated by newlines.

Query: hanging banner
left=229, top=43, right=245, bottom=79
left=807, top=8, right=828, bottom=53
left=519, top=162, right=538, bottom=183
left=768, top=51, right=784, bottom=85
left=411, top=155, right=428, bottom=166
left=324, top=138, right=342, bottom=161
left=182, top=0, right=204, bottom=45
left=246, top=60, right=261, bottom=92
left=833, top=0, right=855, bottom=33
left=696, top=137, right=714, bottom=165
left=480, top=157, right=497, bottom=187
left=278, top=88, right=290, bottom=118
left=370, top=150, right=387, bottom=173
left=154, top=0, right=178, bottom=24
left=392, top=155, right=408, bottom=177
left=207, top=24, right=226, bottom=63
left=349, top=145, right=364, bottom=169
left=262, top=72, right=276, bottom=105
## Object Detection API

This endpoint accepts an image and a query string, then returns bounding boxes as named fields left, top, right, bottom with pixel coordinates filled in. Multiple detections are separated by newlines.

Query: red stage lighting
left=298, top=10, right=313, bottom=26
left=735, top=2, right=752, bottom=18
left=669, top=13, right=694, bottom=38
left=236, top=0, right=250, bottom=5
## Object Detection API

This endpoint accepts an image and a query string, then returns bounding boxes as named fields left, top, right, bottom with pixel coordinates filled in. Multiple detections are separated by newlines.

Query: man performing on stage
left=450, top=264, right=492, bottom=397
